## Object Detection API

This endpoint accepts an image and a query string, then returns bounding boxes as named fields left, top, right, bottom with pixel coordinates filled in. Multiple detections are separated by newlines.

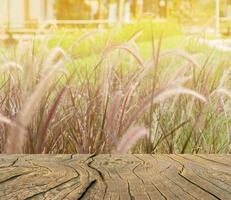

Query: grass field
left=0, top=21, right=230, bottom=154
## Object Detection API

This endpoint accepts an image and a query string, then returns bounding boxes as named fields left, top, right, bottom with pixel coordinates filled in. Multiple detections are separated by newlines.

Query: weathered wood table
left=0, top=154, right=230, bottom=200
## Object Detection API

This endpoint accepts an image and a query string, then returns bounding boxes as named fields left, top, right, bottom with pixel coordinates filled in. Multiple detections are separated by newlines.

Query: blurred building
left=1, top=0, right=229, bottom=30
left=0, top=0, right=55, bottom=29
left=0, top=0, right=171, bottom=29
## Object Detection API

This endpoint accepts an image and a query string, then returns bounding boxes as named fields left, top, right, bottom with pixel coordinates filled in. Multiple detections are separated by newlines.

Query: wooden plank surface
left=0, top=155, right=230, bottom=200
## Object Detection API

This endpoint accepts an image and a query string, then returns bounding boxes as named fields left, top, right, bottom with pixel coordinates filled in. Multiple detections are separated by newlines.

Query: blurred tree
left=159, top=0, right=167, bottom=18
left=54, top=0, right=91, bottom=20
left=170, top=0, right=215, bottom=25
left=143, top=0, right=155, bottom=14
left=96, top=0, right=103, bottom=19
left=24, top=0, right=30, bottom=21
left=131, top=0, right=143, bottom=18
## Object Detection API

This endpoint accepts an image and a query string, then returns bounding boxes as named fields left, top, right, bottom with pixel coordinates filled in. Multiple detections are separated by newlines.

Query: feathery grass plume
left=116, top=85, right=137, bottom=138
left=148, top=112, right=159, bottom=144
left=105, top=90, right=123, bottom=145
left=123, top=85, right=206, bottom=133
left=219, top=67, right=231, bottom=88
left=100, top=58, right=112, bottom=108
left=5, top=58, right=65, bottom=154
left=0, top=113, right=12, bottom=125
left=34, top=21, right=57, bottom=45
left=169, top=61, right=193, bottom=83
left=102, top=43, right=145, bottom=68
left=115, top=126, right=147, bottom=154
left=102, top=44, right=149, bottom=139
left=42, top=47, right=67, bottom=73
left=127, top=31, right=143, bottom=44
left=0, top=62, right=23, bottom=72
left=161, top=49, right=201, bottom=69
left=40, top=21, right=58, bottom=32
left=153, top=86, right=206, bottom=103
left=212, top=88, right=231, bottom=99
left=36, top=86, right=67, bottom=153
left=15, top=40, right=34, bottom=62
left=229, top=130, right=231, bottom=154
left=212, top=87, right=231, bottom=153
left=68, top=30, right=102, bottom=54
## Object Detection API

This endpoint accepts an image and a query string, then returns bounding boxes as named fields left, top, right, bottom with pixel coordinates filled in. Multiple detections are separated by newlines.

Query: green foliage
left=47, top=20, right=181, bottom=59
left=115, top=20, right=182, bottom=42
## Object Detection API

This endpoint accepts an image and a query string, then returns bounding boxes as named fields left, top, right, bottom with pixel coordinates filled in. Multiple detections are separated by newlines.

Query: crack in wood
left=151, top=182, right=168, bottom=200
left=0, top=157, right=20, bottom=168
left=172, top=155, right=231, bottom=198
left=127, top=180, right=135, bottom=200
left=24, top=176, right=80, bottom=199
left=178, top=170, right=222, bottom=200
left=163, top=172, right=199, bottom=200
left=193, top=171, right=231, bottom=194
left=171, top=156, right=222, bottom=200
left=133, top=155, right=176, bottom=199
left=195, top=155, right=231, bottom=167
left=85, top=154, right=108, bottom=200
left=0, top=171, right=32, bottom=184
left=77, top=179, right=97, bottom=200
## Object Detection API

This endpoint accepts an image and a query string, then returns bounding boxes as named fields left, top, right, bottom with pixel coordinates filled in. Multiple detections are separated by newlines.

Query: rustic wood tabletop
left=0, top=154, right=230, bottom=200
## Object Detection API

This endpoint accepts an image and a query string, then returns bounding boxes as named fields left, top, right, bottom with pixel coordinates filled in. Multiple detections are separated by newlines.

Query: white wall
left=47, top=0, right=55, bottom=20
left=29, top=0, right=41, bottom=21
left=0, top=0, right=55, bottom=29
left=9, top=0, right=24, bottom=27
left=0, top=0, right=8, bottom=23
left=29, top=0, right=55, bottom=22
left=0, top=0, right=24, bottom=28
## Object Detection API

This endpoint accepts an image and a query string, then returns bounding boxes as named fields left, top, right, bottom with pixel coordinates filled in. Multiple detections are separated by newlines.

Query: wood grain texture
left=0, top=154, right=230, bottom=200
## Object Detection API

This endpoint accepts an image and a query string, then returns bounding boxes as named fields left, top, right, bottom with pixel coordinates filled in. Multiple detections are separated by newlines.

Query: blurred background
left=0, top=0, right=230, bottom=36
left=1, top=1, right=231, bottom=155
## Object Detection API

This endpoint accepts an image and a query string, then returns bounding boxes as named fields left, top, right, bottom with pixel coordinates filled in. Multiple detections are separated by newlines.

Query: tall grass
left=0, top=29, right=230, bottom=154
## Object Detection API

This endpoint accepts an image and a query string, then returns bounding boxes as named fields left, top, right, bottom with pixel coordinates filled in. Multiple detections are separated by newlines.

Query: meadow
left=0, top=20, right=230, bottom=154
